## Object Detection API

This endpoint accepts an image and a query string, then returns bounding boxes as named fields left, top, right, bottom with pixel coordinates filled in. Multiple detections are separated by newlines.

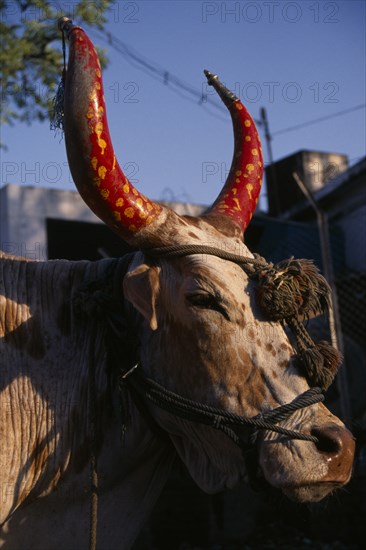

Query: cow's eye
left=186, top=292, right=230, bottom=320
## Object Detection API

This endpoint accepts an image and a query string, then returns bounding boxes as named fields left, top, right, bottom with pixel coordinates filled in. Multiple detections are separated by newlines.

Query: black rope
left=144, top=245, right=269, bottom=274
left=126, top=367, right=324, bottom=447
left=88, top=323, right=99, bottom=550
left=287, top=317, right=316, bottom=350
left=77, top=255, right=134, bottom=550
left=62, top=28, right=66, bottom=70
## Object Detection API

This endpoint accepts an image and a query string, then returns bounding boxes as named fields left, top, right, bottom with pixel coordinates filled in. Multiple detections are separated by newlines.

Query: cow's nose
left=311, top=424, right=355, bottom=481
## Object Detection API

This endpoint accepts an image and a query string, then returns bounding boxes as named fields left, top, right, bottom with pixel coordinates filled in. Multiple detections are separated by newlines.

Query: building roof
left=282, top=156, right=366, bottom=220
left=313, top=156, right=366, bottom=201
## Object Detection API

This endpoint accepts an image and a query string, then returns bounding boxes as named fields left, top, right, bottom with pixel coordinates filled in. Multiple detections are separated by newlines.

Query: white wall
left=0, top=184, right=205, bottom=260
left=0, top=184, right=103, bottom=260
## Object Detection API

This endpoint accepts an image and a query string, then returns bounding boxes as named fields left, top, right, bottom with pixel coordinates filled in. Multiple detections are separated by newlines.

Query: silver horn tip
left=204, top=70, right=218, bottom=84
left=58, top=16, right=73, bottom=32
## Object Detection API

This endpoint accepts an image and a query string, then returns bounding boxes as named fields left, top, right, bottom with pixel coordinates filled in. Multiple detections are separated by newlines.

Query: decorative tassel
left=50, top=28, right=67, bottom=133
left=256, top=258, right=331, bottom=321
left=298, top=341, right=342, bottom=390
left=50, top=69, right=66, bottom=132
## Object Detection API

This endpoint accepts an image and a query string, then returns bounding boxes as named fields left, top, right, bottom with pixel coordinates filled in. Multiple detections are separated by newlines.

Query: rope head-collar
left=121, top=363, right=324, bottom=446
left=114, top=244, right=341, bottom=463
left=75, top=242, right=341, bottom=494
left=120, top=363, right=324, bottom=490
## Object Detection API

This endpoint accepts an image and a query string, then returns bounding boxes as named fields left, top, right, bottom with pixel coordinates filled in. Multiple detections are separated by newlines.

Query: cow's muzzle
left=311, top=423, right=355, bottom=483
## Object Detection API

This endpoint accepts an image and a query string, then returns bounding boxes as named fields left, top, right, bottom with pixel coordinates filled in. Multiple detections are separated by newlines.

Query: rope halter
left=116, top=244, right=342, bottom=456
left=121, top=365, right=324, bottom=451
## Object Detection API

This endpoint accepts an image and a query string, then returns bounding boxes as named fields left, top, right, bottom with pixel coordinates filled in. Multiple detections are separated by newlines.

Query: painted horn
left=204, top=71, right=263, bottom=231
left=58, top=18, right=162, bottom=241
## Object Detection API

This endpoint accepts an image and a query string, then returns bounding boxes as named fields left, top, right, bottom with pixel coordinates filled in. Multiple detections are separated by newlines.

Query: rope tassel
left=298, top=341, right=343, bottom=391
left=256, top=258, right=331, bottom=321
left=287, top=317, right=343, bottom=391
left=254, top=258, right=342, bottom=390
left=50, top=26, right=67, bottom=133
left=50, top=70, right=66, bottom=132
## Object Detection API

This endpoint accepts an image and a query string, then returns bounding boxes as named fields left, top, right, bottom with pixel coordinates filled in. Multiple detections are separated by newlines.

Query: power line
left=272, top=104, right=366, bottom=136
left=47, top=9, right=225, bottom=119
left=60, top=23, right=365, bottom=136
left=88, top=28, right=229, bottom=122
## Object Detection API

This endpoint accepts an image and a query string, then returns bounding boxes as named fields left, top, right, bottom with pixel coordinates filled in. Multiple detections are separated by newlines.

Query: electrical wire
left=89, top=28, right=366, bottom=136
left=88, top=27, right=229, bottom=123
left=51, top=12, right=365, bottom=136
left=273, top=104, right=366, bottom=136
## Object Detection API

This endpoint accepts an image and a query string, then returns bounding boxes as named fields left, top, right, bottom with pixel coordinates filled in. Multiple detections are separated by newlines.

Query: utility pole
left=293, top=172, right=352, bottom=425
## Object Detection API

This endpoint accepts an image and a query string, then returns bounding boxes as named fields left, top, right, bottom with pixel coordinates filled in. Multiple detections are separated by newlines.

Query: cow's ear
left=123, top=264, right=161, bottom=330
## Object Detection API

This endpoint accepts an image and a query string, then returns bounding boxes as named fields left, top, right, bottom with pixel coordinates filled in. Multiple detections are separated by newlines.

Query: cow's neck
left=1, top=254, right=174, bottom=535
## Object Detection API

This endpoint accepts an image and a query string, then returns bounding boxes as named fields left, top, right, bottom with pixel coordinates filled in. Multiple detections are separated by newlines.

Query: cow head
left=59, top=18, right=355, bottom=503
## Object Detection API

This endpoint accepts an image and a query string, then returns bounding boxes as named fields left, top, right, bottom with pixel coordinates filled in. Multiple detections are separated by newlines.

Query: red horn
left=59, top=18, right=162, bottom=241
left=204, top=71, right=263, bottom=231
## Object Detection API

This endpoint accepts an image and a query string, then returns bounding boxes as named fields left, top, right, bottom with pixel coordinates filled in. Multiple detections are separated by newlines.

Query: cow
left=0, top=17, right=355, bottom=550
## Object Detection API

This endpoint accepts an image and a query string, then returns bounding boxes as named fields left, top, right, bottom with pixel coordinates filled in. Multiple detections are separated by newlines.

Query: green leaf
left=0, top=0, right=114, bottom=144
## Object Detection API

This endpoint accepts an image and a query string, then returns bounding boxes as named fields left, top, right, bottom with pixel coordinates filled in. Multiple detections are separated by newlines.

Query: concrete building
left=282, top=156, right=366, bottom=274
left=0, top=183, right=204, bottom=260
left=265, top=150, right=349, bottom=217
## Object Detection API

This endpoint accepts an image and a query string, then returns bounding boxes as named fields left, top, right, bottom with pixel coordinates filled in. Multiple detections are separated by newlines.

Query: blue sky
left=1, top=0, right=365, bottom=210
